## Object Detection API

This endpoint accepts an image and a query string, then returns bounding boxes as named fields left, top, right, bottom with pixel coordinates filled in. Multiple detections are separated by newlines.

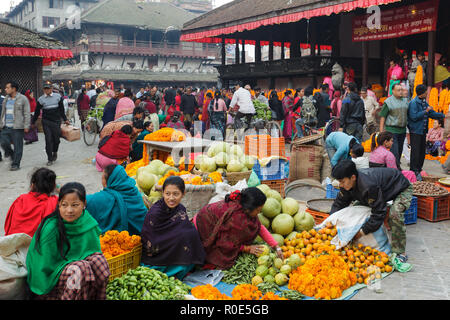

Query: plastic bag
left=247, top=171, right=261, bottom=188
left=208, top=180, right=249, bottom=204
left=0, top=233, right=32, bottom=300
left=315, top=206, right=391, bottom=254
left=183, top=270, right=224, bottom=288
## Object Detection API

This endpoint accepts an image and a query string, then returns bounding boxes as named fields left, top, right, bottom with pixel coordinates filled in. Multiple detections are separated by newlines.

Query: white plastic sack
left=0, top=233, right=32, bottom=300
left=315, top=206, right=391, bottom=254
left=208, top=180, right=249, bottom=204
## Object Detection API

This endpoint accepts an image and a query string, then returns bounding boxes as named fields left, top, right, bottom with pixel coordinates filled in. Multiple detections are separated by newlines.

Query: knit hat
left=416, top=84, right=427, bottom=96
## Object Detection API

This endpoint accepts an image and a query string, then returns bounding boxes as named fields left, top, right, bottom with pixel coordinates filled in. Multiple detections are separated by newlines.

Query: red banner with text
left=352, top=0, right=439, bottom=42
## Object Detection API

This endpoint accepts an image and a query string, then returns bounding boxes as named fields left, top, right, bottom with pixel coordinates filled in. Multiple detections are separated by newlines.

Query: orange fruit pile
left=339, top=243, right=392, bottom=285
left=280, top=221, right=393, bottom=287
left=281, top=222, right=337, bottom=261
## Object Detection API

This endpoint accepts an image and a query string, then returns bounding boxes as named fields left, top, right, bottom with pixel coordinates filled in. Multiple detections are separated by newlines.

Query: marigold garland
left=147, top=128, right=186, bottom=142
left=191, top=284, right=231, bottom=300
left=288, top=252, right=357, bottom=300
left=231, top=284, right=263, bottom=300
left=157, top=170, right=222, bottom=186
left=100, top=230, right=141, bottom=259
left=412, top=65, right=423, bottom=99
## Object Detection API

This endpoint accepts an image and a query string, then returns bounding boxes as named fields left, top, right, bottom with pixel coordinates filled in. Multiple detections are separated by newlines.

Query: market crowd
left=1, top=50, right=449, bottom=300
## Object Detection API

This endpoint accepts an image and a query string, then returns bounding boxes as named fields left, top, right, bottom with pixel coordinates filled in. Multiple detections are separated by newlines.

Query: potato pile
left=412, top=181, right=448, bottom=196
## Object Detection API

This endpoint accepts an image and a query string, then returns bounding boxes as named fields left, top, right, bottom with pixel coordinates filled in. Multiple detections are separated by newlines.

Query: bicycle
left=323, top=117, right=371, bottom=142
left=66, top=99, right=77, bottom=125
left=225, top=110, right=282, bottom=143
left=83, top=107, right=103, bottom=146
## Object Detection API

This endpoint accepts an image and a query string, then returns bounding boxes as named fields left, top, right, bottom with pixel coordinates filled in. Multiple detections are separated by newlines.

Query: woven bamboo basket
left=225, top=170, right=252, bottom=186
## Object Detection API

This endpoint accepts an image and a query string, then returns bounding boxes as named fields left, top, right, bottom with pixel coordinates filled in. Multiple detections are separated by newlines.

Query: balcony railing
left=216, top=56, right=383, bottom=79
left=69, top=40, right=220, bottom=59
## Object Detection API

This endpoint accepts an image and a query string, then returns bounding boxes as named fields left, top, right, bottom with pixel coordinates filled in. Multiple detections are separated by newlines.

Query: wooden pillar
left=241, top=41, right=246, bottom=64
left=281, top=42, right=285, bottom=60
left=255, top=40, right=261, bottom=63
left=310, top=19, right=316, bottom=57
left=149, top=31, right=152, bottom=48
left=362, top=41, right=369, bottom=87
left=270, top=77, right=275, bottom=90
left=235, top=39, right=240, bottom=64
left=221, top=38, right=226, bottom=66
left=427, top=31, right=436, bottom=88
left=269, top=40, right=274, bottom=61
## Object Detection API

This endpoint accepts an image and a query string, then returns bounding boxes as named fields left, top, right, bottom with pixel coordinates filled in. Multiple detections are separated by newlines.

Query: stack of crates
left=245, top=135, right=285, bottom=159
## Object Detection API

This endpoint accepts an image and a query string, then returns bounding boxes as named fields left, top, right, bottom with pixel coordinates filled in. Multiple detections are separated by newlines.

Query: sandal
left=397, top=254, right=408, bottom=263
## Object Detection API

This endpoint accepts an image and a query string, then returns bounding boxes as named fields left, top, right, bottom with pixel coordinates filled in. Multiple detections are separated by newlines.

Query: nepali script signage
left=352, top=0, right=439, bottom=42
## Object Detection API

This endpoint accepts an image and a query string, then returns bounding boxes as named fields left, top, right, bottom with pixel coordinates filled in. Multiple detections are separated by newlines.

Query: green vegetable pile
left=87, top=107, right=104, bottom=122
left=253, top=100, right=272, bottom=121
left=106, top=266, right=191, bottom=300
left=222, top=253, right=258, bottom=284
left=280, top=289, right=305, bottom=300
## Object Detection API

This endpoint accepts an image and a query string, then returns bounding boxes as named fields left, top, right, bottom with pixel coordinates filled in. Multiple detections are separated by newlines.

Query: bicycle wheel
left=323, top=118, right=340, bottom=140
left=83, top=118, right=98, bottom=146
left=266, top=121, right=282, bottom=137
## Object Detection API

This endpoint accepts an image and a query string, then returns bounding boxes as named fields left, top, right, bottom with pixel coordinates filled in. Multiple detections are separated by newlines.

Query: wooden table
left=139, top=138, right=216, bottom=171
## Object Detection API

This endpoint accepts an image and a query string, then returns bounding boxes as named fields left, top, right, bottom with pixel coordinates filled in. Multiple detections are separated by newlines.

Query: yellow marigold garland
left=288, top=252, right=357, bottom=300
left=100, top=230, right=141, bottom=259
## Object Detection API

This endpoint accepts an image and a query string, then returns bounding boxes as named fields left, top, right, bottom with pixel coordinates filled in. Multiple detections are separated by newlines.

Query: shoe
left=391, top=253, right=412, bottom=273
left=47, top=160, right=54, bottom=166
left=10, top=165, right=20, bottom=171
left=52, top=152, right=58, bottom=162
left=25, top=141, right=32, bottom=145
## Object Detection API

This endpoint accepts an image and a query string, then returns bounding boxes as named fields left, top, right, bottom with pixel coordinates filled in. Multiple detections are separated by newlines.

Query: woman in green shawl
left=26, top=182, right=110, bottom=300
left=86, top=164, right=147, bottom=235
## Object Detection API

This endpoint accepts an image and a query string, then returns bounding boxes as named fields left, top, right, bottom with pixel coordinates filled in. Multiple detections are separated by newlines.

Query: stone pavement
left=0, top=130, right=103, bottom=235
left=0, top=128, right=449, bottom=300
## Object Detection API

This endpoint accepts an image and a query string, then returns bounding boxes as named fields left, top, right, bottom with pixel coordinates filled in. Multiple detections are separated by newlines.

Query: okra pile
left=106, top=266, right=192, bottom=300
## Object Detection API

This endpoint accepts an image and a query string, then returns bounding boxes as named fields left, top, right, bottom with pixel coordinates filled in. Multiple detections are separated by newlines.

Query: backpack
left=300, top=96, right=317, bottom=124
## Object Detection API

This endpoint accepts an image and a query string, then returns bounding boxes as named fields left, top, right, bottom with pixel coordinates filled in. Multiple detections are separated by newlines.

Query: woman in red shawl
left=24, top=90, right=39, bottom=144
left=201, top=92, right=213, bottom=132
left=4, top=168, right=58, bottom=237
left=193, top=188, right=283, bottom=270
left=95, top=125, right=133, bottom=172
left=282, top=90, right=295, bottom=143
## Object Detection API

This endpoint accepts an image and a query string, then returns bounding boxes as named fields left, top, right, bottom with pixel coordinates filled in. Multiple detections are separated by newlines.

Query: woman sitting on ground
left=130, top=121, right=154, bottom=163
left=140, top=177, right=206, bottom=279
left=4, top=168, right=58, bottom=237
left=193, top=188, right=283, bottom=270
left=86, top=164, right=147, bottom=235
left=369, top=131, right=417, bottom=183
left=95, top=125, right=134, bottom=172
left=426, top=119, right=445, bottom=156
left=26, top=182, right=110, bottom=300
left=114, top=89, right=135, bottom=121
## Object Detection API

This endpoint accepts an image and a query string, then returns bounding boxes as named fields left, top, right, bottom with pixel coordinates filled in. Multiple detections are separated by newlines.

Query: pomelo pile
left=255, top=183, right=315, bottom=246
left=195, top=142, right=257, bottom=174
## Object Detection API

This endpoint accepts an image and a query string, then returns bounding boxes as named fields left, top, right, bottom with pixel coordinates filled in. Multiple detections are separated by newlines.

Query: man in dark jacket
left=180, top=87, right=198, bottom=123
left=339, top=82, right=366, bottom=142
left=330, top=159, right=412, bottom=272
left=407, top=84, right=445, bottom=177
left=315, top=84, right=332, bottom=127
left=32, top=83, right=69, bottom=166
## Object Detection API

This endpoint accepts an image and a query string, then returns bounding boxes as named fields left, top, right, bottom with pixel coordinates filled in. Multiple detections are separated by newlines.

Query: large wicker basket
left=225, top=171, right=252, bottom=186
left=182, top=184, right=216, bottom=218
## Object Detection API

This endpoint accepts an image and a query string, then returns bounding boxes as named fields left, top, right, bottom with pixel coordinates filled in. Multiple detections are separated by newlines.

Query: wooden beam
left=281, top=42, right=285, bottom=60
left=310, top=19, right=316, bottom=57
left=241, top=41, right=246, bottom=64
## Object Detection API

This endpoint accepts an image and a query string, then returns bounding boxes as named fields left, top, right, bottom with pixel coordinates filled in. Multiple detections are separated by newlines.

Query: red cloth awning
left=181, top=0, right=401, bottom=43
left=0, top=46, right=73, bottom=65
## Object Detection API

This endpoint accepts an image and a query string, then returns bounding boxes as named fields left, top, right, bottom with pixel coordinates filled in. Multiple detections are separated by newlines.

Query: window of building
left=31, top=1, right=35, bottom=12
left=42, top=16, right=60, bottom=28
left=49, top=0, right=63, bottom=9
left=127, top=62, right=136, bottom=69
left=31, top=17, right=36, bottom=30
left=170, top=64, right=178, bottom=70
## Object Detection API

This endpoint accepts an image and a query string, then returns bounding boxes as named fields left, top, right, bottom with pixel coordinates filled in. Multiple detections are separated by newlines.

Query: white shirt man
left=230, top=86, right=255, bottom=114
left=87, top=87, right=97, bottom=99
left=361, top=89, right=379, bottom=125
